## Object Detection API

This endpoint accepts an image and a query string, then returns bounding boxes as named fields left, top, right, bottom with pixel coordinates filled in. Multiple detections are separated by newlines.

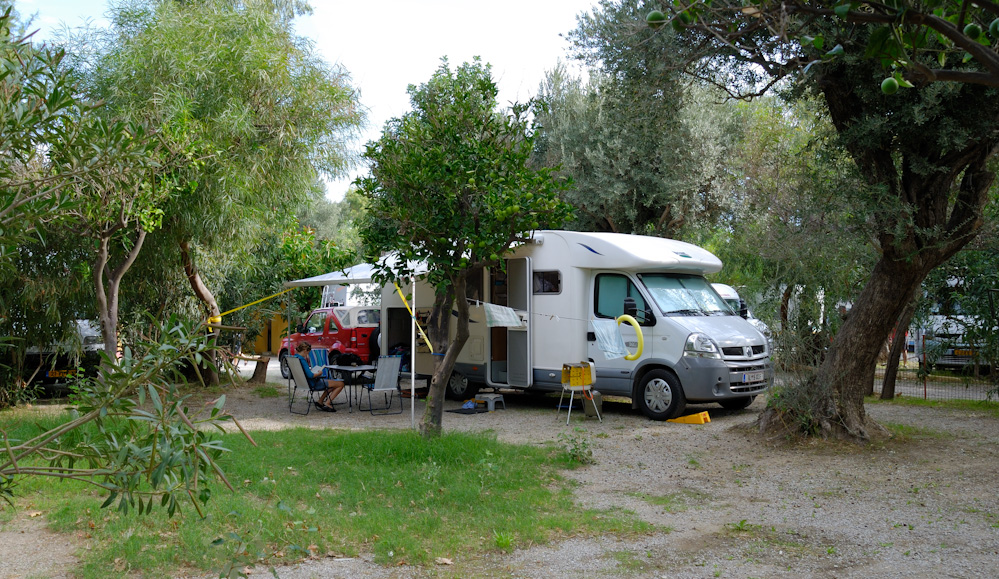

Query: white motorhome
left=378, top=231, right=772, bottom=420
left=711, top=283, right=771, bottom=339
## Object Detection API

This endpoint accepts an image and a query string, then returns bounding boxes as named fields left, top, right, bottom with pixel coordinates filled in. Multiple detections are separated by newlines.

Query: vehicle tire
left=445, top=371, right=480, bottom=400
left=637, top=369, right=686, bottom=420
left=718, top=396, right=755, bottom=411
left=279, top=350, right=290, bottom=379
left=368, top=328, right=380, bottom=361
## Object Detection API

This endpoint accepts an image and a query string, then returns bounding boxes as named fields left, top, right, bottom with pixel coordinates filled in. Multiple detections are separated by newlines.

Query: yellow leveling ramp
left=667, top=411, right=711, bottom=425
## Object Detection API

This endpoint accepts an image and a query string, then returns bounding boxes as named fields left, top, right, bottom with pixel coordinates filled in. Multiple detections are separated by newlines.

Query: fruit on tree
left=881, top=77, right=899, bottom=95
left=646, top=10, right=666, bottom=28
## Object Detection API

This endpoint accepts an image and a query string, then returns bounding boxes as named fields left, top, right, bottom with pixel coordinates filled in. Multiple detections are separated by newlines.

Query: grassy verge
left=865, top=395, right=999, bottom=417
left=2, top=408, right=650, bottom=578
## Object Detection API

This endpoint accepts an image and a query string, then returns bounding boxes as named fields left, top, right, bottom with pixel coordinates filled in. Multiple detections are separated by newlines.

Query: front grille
left=721, top=344, right=767, bottom=357
left=727, top=362, right=770, bottom=393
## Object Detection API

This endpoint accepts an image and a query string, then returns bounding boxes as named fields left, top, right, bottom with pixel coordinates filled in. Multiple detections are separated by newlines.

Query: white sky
left=20, top=0, right=596, bottom=201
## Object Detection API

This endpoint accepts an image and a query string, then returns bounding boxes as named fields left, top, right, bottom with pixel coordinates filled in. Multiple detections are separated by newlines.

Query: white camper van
left=711, top=283, right=771, bottom=339
left=379, top=231, right=773, bottom=420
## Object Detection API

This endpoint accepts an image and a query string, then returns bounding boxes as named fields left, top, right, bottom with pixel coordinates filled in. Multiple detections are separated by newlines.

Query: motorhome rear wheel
left=446, top=371, right=479, bottom=400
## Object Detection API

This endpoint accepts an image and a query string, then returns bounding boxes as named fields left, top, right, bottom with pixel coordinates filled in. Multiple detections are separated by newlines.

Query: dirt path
left=3, top=363, right=998, bottom=578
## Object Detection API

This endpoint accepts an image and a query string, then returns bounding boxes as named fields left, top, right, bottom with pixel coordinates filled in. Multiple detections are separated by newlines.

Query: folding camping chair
left=358, top=355, right=403, bottom=415
left=308, top=347, right=332, bottom=378
left=288, top=355, right=328, bottom=415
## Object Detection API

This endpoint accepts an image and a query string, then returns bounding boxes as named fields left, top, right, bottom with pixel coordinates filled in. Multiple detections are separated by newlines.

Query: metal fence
left=872, top=362, right=998, bottom=402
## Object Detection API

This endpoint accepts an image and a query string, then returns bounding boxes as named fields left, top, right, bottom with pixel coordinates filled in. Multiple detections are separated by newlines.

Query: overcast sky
left=21, top=0, right=596, bottom=200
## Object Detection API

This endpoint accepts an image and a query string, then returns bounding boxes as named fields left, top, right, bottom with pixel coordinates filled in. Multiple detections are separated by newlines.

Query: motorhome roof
left=711, top=283, right=739, bottom=300
left=529, top=231, right=723, bottom=274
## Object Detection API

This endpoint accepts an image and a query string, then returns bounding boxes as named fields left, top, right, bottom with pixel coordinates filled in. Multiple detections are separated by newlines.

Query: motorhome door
left=506, top=257, right=532, bottom=387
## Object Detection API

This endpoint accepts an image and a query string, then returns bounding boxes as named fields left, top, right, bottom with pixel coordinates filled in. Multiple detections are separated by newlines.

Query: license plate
left=954, top=349, right=975, bottom=357
left=47, top=369, right=76, bottom=378
left=743, top=371, right=764, bottom=383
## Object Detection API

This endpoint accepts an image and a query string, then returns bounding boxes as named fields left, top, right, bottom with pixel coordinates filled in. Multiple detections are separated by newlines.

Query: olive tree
left=71, top=0, right=364, bottom=383
left=654, top=0, right=999, bottom=440
left=357, top=58, right=572, bottom=437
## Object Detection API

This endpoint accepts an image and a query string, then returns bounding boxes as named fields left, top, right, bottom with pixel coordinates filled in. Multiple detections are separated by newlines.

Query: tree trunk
left=759, top=65, right=999, bottom=442
left=94, top=229, right=146, bottom=365
left=179, top=240, right=220, bottom=386
left=881, top=293, right=919, bottom=400
left=761, top=258, right=927, bottom=440
left=420, top=275, right=470, bottom=438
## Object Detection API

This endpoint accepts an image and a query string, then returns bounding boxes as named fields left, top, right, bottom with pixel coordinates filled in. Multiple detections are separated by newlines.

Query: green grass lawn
left=2, top=409, right=650, bottom=578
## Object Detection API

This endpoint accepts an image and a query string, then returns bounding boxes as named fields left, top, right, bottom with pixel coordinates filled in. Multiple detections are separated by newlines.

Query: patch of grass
left=252, top=386, right=280, bottom=399
left=866, top=396, right=999, bottom=417
left=882, top=422, right=954, bottom=440
left=725, top=519, right=763, bottom=534
left=608, top=549, right=655, bottom=573
left=6, top=420, right=651, bottom=578
left=558, top=429, right=595, bottom=465
left=631, top=489, right=709, bottom=513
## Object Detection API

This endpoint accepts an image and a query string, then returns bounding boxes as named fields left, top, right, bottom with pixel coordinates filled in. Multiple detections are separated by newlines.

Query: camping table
left=325, top=364, right=377, bottom=413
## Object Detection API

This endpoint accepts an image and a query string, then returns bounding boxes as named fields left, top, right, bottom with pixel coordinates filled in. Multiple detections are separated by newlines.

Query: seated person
left=293, top=342, right=344, bottom=412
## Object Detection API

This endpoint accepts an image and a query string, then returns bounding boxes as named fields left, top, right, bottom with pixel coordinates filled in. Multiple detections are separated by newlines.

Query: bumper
left=674, top=355, right=772, bottom=401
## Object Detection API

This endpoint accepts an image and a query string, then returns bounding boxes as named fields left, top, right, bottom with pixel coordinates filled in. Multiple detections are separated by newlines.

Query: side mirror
left=623, top=297, right=638, bottom=319
left=296, top=323, right=306, bottom=334
left=739, top=299, right=749, bottom=319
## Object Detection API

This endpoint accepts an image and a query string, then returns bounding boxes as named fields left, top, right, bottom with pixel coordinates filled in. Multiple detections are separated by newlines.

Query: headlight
left=684, top=332, right=721, bottom=359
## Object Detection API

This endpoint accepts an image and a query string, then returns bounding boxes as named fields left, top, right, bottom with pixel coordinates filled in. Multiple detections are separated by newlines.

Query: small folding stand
left=558, top=361, right=602, bottom=425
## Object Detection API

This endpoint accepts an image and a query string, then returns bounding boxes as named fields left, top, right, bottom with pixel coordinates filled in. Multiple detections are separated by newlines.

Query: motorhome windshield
left=639, top=274, right=734, bottom=316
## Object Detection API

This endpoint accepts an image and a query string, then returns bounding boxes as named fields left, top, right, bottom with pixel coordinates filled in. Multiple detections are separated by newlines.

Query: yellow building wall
left=251, top=314, right=290, bottom=355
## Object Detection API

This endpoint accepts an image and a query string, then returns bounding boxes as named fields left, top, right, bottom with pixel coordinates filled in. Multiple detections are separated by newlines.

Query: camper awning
left=283, top=258, right=428, bottom=288
left=283, top=263, right=379, bottom=287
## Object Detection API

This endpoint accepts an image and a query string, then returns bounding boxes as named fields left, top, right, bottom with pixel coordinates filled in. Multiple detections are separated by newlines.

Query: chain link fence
left=873, top=361, right=998, bottom=402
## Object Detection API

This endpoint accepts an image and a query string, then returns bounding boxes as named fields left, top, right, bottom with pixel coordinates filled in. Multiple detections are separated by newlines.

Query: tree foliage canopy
left=359, top=58, right=572, bottom=290
left=664, top=0, right=999, bottom=92
left=643, top=0, right=999, bottom=440
left=357, top=58, right=572, bottom=435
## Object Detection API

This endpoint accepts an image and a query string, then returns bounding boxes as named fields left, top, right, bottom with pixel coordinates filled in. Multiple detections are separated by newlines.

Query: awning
left=284, top=257, right=427, bottom=288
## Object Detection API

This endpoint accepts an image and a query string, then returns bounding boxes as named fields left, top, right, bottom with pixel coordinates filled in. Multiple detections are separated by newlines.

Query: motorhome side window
left=594, top=274, right=652, bottom=325
left=533, top=271, right=561, bottom=294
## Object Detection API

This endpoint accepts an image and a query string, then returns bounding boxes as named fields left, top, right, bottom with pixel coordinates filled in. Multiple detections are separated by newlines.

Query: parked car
left=279, top=306, right=381, bottom=378
left=912, top=314, right=988, bottom=371
left=23, top=320, right=104, bottom=388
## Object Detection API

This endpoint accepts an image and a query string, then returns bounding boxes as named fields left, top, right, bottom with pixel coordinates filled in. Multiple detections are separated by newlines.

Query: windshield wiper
left=666, top=309, right=703, bottom=316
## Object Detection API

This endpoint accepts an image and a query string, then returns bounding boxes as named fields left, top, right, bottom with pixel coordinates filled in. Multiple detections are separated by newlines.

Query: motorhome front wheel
left=718, top=396, right=755, bottom=411
left=639, top=369, right=687, bottom=420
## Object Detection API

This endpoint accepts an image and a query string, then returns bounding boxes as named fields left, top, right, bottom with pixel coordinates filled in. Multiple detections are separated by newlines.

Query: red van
left=279, top=306, right=381, bottom=378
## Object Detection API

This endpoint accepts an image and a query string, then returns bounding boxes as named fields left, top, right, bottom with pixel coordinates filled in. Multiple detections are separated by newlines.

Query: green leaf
left=865, top=27, right=892, bottom=59
left=101, top=491, right=118, bottom=509
left=825, top=44, right=845, bottom=57
left=834, top=4, right=851, bottom=19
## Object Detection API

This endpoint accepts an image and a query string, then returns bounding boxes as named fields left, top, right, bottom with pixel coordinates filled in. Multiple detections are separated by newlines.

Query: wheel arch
left=629, top=362, right=679, bottom=409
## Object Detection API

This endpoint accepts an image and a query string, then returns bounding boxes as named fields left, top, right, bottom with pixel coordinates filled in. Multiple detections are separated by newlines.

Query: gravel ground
left=3, top=360, right=998, bottom=578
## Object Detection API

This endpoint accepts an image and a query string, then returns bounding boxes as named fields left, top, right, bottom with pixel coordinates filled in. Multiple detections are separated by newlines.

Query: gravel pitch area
left=3, top=361, right=998, bottom=578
